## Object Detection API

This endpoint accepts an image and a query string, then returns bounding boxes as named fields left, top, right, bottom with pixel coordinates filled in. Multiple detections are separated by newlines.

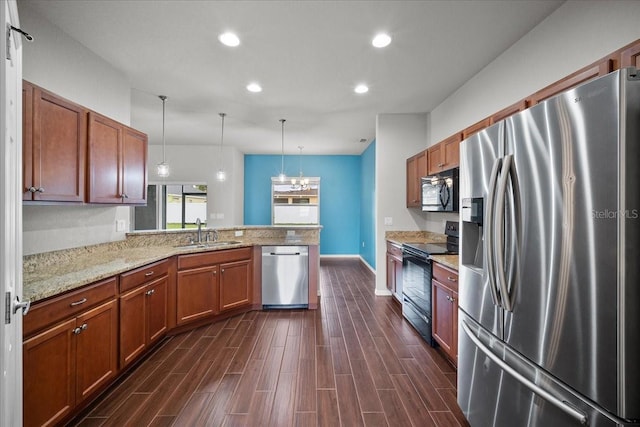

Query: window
left=133, top=184, right=207, bottom=230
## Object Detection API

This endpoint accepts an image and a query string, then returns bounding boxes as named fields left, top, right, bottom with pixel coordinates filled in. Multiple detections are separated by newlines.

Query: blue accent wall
left=359, top=141, right=376, bottom=268
left=244, top=154, right=361, bottom=255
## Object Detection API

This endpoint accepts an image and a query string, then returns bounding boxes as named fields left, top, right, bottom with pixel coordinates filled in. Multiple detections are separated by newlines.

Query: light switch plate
left=116, top=219, right=126, bottom=232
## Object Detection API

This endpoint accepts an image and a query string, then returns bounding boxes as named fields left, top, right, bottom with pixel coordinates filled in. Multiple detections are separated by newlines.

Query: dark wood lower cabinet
left=177, top=265, right=218, bottom=325
left=23, top=299, right=118, bottom=427
left=219, top=259, right=252, bottom=312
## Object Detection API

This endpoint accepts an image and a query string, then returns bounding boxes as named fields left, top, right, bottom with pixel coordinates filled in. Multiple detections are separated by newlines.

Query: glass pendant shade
left=217, top=113, right=227, bottom=182
left=157, top=95, right=170, bottom=177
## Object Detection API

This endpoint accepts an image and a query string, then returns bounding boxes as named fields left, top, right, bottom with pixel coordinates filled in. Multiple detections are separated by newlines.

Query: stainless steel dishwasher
left=262, top=246, right=309, bottom=309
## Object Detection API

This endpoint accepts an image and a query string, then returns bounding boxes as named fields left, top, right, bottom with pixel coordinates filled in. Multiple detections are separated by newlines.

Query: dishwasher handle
left=268, top=252, right=302, bottom=256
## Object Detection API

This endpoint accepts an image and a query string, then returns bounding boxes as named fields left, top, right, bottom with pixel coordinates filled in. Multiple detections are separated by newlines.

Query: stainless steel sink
left=174, top=241, right=242, bottom=250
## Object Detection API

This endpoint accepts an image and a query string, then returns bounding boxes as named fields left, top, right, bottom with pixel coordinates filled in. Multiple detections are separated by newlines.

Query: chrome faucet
left=196, top=218, right=202, bottom=243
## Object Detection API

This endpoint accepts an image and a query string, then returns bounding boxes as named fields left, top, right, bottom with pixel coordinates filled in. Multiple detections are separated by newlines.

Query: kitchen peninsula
left=22, top=225, right=320, bottom=427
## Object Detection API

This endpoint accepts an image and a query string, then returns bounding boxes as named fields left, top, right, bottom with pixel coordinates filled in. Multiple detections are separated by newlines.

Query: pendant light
left=291, top=145, right=309, bottom=190
left=156, top=95, right=170, bottom=177
left=278, top=119, right=286, bottom=182
left=216, top=113, right=227, bottom=182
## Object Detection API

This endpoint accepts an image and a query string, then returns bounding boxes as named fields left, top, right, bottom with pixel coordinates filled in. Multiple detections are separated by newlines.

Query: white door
left=1, top=0, right=25, bottom=425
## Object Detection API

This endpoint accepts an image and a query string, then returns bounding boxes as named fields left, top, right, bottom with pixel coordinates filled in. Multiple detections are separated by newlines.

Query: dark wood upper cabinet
left=621, top=41, right=640, bottom=68
left=490, top=99, right=529, bottom=125
left=428, top=133, right=461, bottom=175
left=88, top=112, right=148, bottom=204
left=406, top=150, right=427, bottom=208
left=529, top=58, right=614, bottom=105
left=462, top=118, right=491, bottom=140
left=23, top=82, right=87, bottom=202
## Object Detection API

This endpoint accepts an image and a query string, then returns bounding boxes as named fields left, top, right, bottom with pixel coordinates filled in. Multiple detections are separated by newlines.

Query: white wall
left=20, top=3, right=133, bottom=255
left=413, top=0, right=640, bottom=235
left=429, top=1, right=640, bottom=145
left=375, top=113, right=428, bottom=292
left=147, top=144, right=244, bottom=226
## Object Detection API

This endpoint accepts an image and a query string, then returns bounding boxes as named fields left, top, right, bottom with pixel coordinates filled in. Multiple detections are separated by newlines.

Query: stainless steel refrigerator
left=458, top=68, right=640, bottom=426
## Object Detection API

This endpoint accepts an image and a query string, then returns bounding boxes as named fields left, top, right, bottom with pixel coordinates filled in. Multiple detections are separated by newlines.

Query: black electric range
left=401, top=221, right=458, bottom=346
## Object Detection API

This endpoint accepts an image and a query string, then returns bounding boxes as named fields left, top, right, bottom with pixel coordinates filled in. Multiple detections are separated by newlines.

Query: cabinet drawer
left=178, top=247, right=252, bottom=270
left=386, top=241, right=402, bottom=258
left=432, top=263, right=458, bottom=292
left=24, top=276, right=117, bottom=337
left=120, top=258, right=170, bottom=293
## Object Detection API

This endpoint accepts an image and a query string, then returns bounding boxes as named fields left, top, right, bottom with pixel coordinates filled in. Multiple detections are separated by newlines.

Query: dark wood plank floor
left=70, top=258, right=469, bottom=427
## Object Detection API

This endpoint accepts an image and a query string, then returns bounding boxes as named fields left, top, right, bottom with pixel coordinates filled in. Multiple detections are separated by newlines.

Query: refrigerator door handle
left=494, top=154, right=514, bottom=312
left=485, top=157, right=503, bottom=308
left=461, top=320, right=589, bottom=425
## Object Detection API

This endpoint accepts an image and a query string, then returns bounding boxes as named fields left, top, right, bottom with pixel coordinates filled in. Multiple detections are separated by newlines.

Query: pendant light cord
left=219, top=113, right=226, bottom=163
left=280, top=119, right=286, bottom=176
left=160, top=95, right=167, bottom=163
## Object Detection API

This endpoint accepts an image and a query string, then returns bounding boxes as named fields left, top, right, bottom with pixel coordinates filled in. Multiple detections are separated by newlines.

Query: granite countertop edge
left=24, top=240, right=314, bottom=303
left=429, top=255, right=459, bottom=271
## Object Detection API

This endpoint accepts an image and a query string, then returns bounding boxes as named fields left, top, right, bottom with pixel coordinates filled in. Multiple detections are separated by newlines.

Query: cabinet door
left=88, top=112, right=122, bottom=203
left=219, top=259, right=252, bottom=312
left=147, top=275, right=168, bottom=343
left=22, top=81, right=33, bottom=200
left=432, top=280, right=454, bottom=356
left=177, top=266, right=218, bottom=325
left=406, top=155, right=419, bottom=207
left=427, top=144, right=442, bottom=175
left=23, top=318, right=76, bottom=427
left=31, top=87, right=87, bottom=202
left=386, top=254, right=396, bottom=294
left=119, top=285, right=147, bottom=368
left=442, top=134, right=461, bottom=170
left=75, top=300, right=118, bottom=402
left=122, top=127, right=147, bottom=204
left=451, top=291, right=459, bottom=365
left=621, top=41, right=640, bottom=67
left=393, top=257, right=403, bottom=300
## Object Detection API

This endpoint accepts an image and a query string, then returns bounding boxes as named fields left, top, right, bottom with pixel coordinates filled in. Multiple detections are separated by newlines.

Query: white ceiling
left=22, top=0, right=563, bottom=155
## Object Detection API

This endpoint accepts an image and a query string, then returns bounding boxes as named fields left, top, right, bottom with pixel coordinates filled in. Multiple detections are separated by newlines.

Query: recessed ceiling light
left=354, top=84, right=369, bottom=94
left=372, top=33, right=392, bottom=48
left=246, top=83, right=262, bottom=93
left=219, top=32, right=240, bottom=47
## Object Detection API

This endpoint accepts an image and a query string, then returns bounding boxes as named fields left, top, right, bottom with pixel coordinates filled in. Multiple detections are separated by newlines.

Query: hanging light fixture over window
left=278, top=119, right=286, bottom=182
left=156, top=95, right=170, bottom=177
left=291, top=145, right=309, bottom=190
left=217, top=113, right=227, bottom=182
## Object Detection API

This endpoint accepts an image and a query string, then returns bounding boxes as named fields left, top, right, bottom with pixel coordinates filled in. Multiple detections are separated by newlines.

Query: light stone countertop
left=24, top=226, right=321, bottom=303
left=429, top=255, right=459, bottom=271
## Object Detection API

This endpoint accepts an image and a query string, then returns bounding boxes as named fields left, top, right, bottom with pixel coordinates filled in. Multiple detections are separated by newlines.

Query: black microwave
left=421, top=168, right=458, bottom=212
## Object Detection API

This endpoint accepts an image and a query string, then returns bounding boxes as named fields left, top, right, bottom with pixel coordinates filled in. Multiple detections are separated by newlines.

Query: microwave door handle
left=485, top=158, right=503, bottom=308
left=439, top=184, right=450, bottom=209
left=495, top=154, right=514, bottom=312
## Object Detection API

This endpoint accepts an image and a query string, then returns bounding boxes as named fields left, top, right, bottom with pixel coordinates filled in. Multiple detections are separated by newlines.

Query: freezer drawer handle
left=461, top=320, right=588, bottom=425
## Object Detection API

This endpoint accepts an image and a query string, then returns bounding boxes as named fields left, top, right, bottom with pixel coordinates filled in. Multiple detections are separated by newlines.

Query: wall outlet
left=115, top=219, right=126, bottom=232
left=235, top=230, right=244, bottom=237
left=362, top=241, right=365, bottom=248
left=384, top=217, right=393, bottom=226
left=287, top=230, right=296, bottom=236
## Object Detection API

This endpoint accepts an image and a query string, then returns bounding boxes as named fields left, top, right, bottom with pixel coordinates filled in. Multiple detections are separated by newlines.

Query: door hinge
left=4, top=292, right=10, bottom=324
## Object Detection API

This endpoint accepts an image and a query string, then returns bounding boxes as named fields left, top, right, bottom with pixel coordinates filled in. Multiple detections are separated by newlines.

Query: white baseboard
left=319, top=254, right=377, bottom=274
left=375, top=288, right=392, bottom=296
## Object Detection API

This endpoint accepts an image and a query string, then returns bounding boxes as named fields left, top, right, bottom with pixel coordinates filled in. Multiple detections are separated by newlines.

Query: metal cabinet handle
left=81, top=323, right=88, bottom=331
left=221, top=269, right=225, bottom=274
left=73, top=327, right=81, bottom=334
left=145, top=289, right=155, bottom=296
left=28, top=186, right=37, bottom=193
left=120, top=194, right=129, bottom=199
left=37, top=187, right=45, bottom=193
left=70, top=298, right=87, bottom=307
left=447, top=276, right=457, bottom=282
left=145, top=271, right=154, bottom=277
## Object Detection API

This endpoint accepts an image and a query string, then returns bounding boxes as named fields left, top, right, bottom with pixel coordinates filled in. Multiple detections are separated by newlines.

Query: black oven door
left=402, top=249, right=432, bottom=316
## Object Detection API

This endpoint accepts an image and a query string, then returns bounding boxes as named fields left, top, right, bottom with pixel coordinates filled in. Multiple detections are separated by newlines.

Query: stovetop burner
left=401, top=220, right=459, bottom=257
